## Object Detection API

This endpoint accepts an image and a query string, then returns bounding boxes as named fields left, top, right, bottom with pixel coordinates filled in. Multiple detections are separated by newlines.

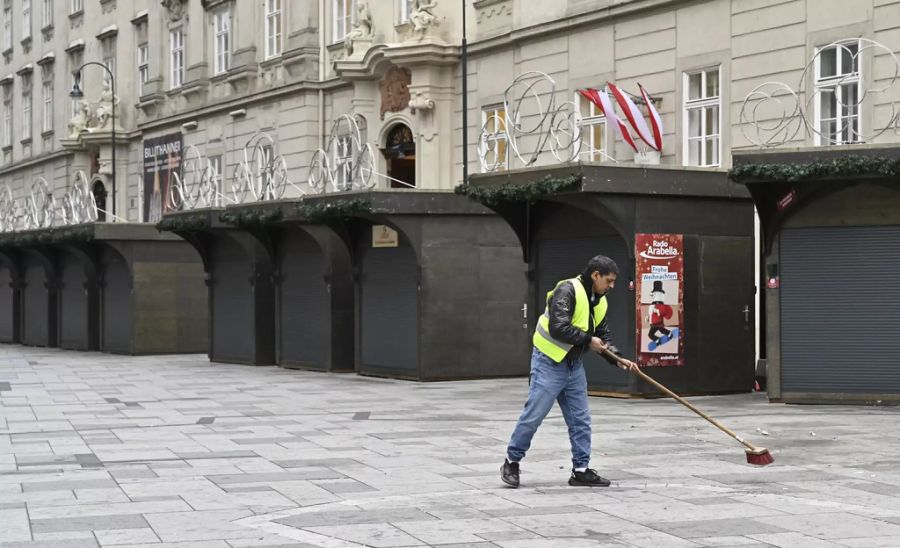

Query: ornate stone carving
left=67, top=102, right=91, bottom=138
left=409, top=0, right=439, bottom=40
left=161, top=0, right=187, bottom=23
left=344, top=2, right=373, bottom=57
left=379, top=66, right=412, bottom=120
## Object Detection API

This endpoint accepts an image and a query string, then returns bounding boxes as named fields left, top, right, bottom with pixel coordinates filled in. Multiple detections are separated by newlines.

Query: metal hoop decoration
left=230, top=132, right=293, bottom=203
left=30, top=177, right=55, bottom=229
left=168, top=144, right=206, bottom=211
left=0, top=184, right=15, bottom=232
left=739, top=82, right=803, bottom=148
left=308, top=114, right=374, bottom=193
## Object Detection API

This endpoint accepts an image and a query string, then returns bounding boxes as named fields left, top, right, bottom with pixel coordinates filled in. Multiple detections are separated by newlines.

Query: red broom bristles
left=745, top=449, right=774, bottom=466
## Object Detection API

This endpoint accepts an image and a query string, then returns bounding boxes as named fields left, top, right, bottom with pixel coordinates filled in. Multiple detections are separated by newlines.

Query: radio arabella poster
left=635, top=234, right=684, bottom=367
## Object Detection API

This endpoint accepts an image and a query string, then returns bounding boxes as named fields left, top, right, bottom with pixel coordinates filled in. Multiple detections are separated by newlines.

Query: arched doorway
left=92, top=180, right=107, bottom=222
left=383, top=123, right=415, bottom=188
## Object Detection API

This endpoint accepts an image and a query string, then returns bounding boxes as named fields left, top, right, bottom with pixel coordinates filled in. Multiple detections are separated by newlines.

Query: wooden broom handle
left=601, top=348, right=761, bottom=452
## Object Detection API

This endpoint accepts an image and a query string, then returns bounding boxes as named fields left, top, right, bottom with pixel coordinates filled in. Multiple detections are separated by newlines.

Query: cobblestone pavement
left=3, top=346, right=900, bottom=547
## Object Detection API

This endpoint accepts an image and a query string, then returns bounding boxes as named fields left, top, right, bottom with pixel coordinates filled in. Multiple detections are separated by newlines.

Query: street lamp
left=70, top=62, right=116, bottom=218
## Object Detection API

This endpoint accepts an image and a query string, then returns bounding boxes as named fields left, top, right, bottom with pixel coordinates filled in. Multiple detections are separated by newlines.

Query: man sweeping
left=502, top=255, right=638, bottom=488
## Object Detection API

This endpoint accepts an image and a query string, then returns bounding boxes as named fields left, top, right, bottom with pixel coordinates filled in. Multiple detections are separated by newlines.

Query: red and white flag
left=577, top=88, right=638, bottom=153
left=608, top=82, right=659, bottom=151
left=639, top=83, right=663, bottom=152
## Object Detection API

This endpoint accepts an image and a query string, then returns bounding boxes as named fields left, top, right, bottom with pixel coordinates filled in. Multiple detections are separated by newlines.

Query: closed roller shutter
left=102, top=254, right=133, bottom=353
left=360, top=244, right=418, bottom=374
left=536, top=236, right=632, bottom=389
left=0, top=265, right=12, bottom=342
left=22, top=259, right=48, bottom=346
left=278, top=231, right=329, bottom=368
left=211, top=239, right=253, bottom=362
left=781, top=226, right=900, bottom=393
left=59, top=256, right=88, bottom=350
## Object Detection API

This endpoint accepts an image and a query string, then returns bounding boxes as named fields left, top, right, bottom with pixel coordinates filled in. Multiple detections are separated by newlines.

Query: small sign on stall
left=372, top=225, right=399, bottom=248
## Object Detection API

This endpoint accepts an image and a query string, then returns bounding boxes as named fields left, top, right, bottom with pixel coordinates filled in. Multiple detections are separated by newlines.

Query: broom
left=601, top=348, right=774, bottom=466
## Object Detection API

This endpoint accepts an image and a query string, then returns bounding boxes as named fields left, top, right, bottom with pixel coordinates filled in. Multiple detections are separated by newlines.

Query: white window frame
left=22, top=0, right=31, bottom=40
left=814, top=40, right=862, bottom=146
left=70, top=0, right=83, bottom=14
left=42, top=0, right=52, bottom=28
left=2, top=7, right=11, bottom=51
left=574, top=92, right=609, bottom=162
left=399, top=0, right=414, bottom=23
left=214, top=7, right=231, bottom=74
left=137, top=43, right=149, bottom=94
left=264, top=0, right=282, bottom=59
left=334, top=134, right=354, bottom=190
left=102, top=38, right=116, bottom=87
left=22, top=87, right=31, bottom=141
left=481, top=105, right=509, bottom=172
left=333, top=0, right=356, bottom=43
left=41, top=80, right=52, bottom=133
left=170, top=29, right=184, bottom=89
left=682, top=67, right=722, bottom=168
left=2, top=89, right=12, bottom=148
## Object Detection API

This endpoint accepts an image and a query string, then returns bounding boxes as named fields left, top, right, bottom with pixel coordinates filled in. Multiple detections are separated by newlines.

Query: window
left=22, top=85, right=31, bottom=141
left=334, top=135, right=353, bottom=190
left=42, top=0, right=52, bottom=28
left=815, top=40, right=861, bottom=145
left=2, top=7, right=11, bottom=51
left=70, top=0, right=83, bottom=14
left=265, top=0, right=281, bottom=59
left=137, top=43, right=149, bottom=93
left=22, top=0, right=31, bottom=40
left=575, top=92, right=608, bottom=162
left=333, top=0, right=355, bottom=42
left=2, top=87, right=11, bottom=148
left=41, top=80, right=51, bottom=133
left=399, top=0, right=414, bottom=23
left=683, top=67, right=721, bottom=167
left=481, top=106, right=508, bottom=171
left=170, top=29, right=184, bottom=89
left=101, top=38, right=116, bottom=87
left=214, top=7, right=231, bottom=74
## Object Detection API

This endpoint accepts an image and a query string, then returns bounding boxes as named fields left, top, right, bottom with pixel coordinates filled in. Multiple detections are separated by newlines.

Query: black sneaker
left=568, top=468, right=611, bottom=487
left=501, top=459, right=520, bottom=488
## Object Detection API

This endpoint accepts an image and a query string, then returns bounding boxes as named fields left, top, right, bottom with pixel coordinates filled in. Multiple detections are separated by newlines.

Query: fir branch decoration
left=217, top=209, right=283, bottom=228
left=296, top=198, right=372, bottom=223
left=454, top=174, right=582, bottom=206
left=0, top=225, right=94, bottom=248
left=157, top=214, right=210, bottom=233
left=729, top=155, right=900, bottom=183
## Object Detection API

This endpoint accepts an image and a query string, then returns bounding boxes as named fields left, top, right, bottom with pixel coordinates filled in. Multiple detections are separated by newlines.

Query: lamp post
left=70, top=62, right=116, bottom=218
left=461, top=0, right=469, bottom=185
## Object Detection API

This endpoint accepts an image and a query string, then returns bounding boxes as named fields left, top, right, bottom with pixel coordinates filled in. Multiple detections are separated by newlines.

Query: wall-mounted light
left=229, top=109, right=246, bottom=118
left=182, top=120, right=198, bottom=131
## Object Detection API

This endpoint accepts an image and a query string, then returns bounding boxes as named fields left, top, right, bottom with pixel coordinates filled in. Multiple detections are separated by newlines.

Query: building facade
left=0, top=0, right=896, bottom=220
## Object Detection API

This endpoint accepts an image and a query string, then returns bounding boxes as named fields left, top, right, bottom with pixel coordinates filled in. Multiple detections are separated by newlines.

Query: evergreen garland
left=295, top=198, right=373, bottom=223
left=0, top=225, right=94, bottom=248
left=454, top=174, right=582, bottom=206
left=218, top=209, right=283, bottom=228
left=157, top=214, right=210, bottom=233
left=729, top=155, right=900, bottom=183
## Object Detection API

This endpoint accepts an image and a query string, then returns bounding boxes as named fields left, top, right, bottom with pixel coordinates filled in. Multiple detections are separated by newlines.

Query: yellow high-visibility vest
left=532, top=276, right=608, bottom=363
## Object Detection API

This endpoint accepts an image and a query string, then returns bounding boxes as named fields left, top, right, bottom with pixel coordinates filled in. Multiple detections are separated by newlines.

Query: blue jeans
left=507, top=347, right=591, bottom=469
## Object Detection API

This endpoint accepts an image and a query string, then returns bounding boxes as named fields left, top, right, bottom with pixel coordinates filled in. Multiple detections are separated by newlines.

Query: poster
left=142, top=133, right=183, bottom=222
left=635, top=234, right=684, bottom=366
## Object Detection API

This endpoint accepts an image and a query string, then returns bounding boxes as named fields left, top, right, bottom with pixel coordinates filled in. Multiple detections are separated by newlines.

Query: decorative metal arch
left=307, top=114, right=376, bottom=193
left=740, top=38, right=900, bottom=147
left=230, top=132, right=301, bottom=203
left=478, top=71, right=582, bottom=172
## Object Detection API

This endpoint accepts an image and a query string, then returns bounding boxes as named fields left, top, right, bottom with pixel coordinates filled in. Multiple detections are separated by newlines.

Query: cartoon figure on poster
left=646, top=280, right=680, bottom=351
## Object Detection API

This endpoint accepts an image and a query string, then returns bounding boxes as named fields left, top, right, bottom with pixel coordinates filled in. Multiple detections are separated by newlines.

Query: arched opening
left=92, top=180, right=107, bottom=222
left=383, top=123, right=415, bottom=188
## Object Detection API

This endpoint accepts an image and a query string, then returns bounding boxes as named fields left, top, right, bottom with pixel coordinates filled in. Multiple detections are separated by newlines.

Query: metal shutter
left=22, top=259, right=48, bottom=346
left=278, top=231, right=329, bottom=368
left=536, top=236, right=632, bottom=389
left=102, top=255, right=133, bottom=353
left=0, top=265, right=12, bottom=342
left=781, top=226, right=900, bottom=393
left=59, top=256, right=88, bottom=350
left=360, top=245, right=418, bottom=374
left=211, top=239, right=253, bottom=362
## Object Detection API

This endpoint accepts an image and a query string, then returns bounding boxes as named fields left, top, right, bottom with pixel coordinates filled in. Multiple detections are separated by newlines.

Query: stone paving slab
left=4, top=346, right=900, bottom=547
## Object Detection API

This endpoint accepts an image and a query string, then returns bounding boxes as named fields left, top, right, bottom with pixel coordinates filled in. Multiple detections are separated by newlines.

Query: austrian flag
left=578, top=83, right=664, bottom=153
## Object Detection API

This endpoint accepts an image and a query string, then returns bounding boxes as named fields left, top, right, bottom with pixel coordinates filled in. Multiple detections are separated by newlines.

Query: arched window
left=383, top=123, right=415, bottom=188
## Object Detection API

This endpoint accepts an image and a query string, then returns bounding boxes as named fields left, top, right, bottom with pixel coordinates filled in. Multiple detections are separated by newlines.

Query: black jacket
left=546, top=275, right=622, bottom=365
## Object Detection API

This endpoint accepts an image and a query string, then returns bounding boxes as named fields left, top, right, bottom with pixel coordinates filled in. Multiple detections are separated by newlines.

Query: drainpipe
left=318, top=0, right=326, bottom=152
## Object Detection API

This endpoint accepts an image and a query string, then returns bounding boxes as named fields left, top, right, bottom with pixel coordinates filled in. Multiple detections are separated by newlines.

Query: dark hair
left=583, top=255, right=619, bottom=279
